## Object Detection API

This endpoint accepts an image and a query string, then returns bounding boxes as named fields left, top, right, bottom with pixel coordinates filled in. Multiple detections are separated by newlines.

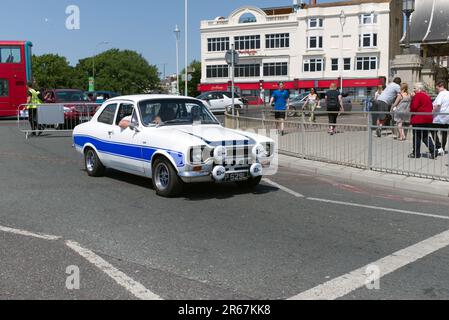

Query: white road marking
left=307, top=197, right=449, bottom=221
left=66, top=240, right=162, bottom=300
left=265, top=178, right=449, bottom=221
left=263, top=178, right=305, bottom=198
left=289, top=228, right=449, bottom=300
left=0, top=225, right=61, bottom=241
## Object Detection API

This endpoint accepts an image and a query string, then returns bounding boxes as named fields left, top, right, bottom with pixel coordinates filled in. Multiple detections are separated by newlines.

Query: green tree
left=179, top=60, right=201, bottom=97
left=32, top=54, right=76, bottom=89
left=74, top=49, right=160, bottom=95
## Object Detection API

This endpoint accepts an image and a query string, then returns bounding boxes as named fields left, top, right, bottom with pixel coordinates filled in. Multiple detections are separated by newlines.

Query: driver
left=119, top=114, right=162, bottom=129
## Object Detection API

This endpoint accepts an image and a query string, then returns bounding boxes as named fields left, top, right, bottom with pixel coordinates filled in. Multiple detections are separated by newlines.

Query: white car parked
left=196, top=91, right=247, bottom=113
left=73, top=95, right=275, bottom=197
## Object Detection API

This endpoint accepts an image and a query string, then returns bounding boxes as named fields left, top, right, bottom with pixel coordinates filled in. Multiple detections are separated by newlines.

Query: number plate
left=225, top=172, right=249, bottom=182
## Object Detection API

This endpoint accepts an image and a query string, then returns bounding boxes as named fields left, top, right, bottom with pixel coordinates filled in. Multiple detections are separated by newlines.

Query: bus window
left=0, top=46, right=22, bottom=64
left=0, top=79, right=9, bottom=97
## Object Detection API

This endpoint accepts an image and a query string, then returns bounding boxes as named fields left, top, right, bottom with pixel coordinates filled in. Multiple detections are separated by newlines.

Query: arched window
left=239, top=13, right=257, bottom=24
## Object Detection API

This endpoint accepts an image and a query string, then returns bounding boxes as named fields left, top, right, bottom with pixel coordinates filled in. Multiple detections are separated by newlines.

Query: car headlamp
left=189, top=146, right=214, bottom=164
left=252, top=144, right=267, bottom=159
left=213, top=146, right=227, bottom=163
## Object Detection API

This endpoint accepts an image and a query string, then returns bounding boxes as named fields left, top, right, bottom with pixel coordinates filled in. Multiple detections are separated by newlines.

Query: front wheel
left=152, top=158, right=183, bottom=197
left=84, top=148, right=105, bottom=177
left=236, top=176, right=262, bottom=189
left=287, top=107, right=297, bottom=117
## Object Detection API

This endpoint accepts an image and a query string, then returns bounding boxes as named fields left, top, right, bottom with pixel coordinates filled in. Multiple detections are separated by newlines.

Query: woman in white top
left=303, top=88, right=320, bottom=123
left=392, top=83, right=411, bottom=141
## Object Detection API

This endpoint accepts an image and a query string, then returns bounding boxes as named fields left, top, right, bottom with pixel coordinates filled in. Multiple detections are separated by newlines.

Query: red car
left=43, top=89, right=99, bottom=128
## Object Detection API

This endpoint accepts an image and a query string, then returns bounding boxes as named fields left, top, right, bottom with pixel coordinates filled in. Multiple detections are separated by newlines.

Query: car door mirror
left=129, top=121, right=140, bottom=132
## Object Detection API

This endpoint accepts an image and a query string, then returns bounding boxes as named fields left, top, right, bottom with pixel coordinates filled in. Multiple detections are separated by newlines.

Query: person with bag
left=391, top=83, right=411, bottom=141
left=325, top=83, right=343, bottom=135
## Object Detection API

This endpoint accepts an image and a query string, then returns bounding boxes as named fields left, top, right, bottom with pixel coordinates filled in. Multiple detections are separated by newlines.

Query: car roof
left=106, top=94, right=201, bottom=104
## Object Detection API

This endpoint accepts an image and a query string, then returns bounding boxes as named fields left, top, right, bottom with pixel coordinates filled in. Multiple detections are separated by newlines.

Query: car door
left=209, top=93, right=226, bottom=111
left=109, top=102, right=145, bottom=175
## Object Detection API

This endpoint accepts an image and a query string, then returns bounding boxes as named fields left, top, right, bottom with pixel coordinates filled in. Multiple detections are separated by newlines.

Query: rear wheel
left=84, top=148, right=105, bottom=177
left=236, top=176, right=262, bottom=189
left=287, top=107, right=297, bottom=117
left=152, top=157, right=183, bottom=197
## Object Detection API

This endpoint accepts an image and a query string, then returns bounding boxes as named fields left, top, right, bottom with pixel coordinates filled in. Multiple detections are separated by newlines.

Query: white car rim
left=86, top=150, right=95, bottom=172
left=155, top=163, right=170, bottom=191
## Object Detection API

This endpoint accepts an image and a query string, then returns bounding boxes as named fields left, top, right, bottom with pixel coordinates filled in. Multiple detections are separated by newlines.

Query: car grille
left=223, top=145, right=252, bottom=166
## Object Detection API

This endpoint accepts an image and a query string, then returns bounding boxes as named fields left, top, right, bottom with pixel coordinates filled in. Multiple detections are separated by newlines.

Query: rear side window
left=98, top=104, right=118, bottom=125
left=0, top=79, right=8, bottom=97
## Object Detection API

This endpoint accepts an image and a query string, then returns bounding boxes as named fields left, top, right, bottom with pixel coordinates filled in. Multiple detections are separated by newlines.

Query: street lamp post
left=174, top=25, right=181, bottom=95
left=185, top=0, right=188, bottom=96
left=92, top=41, right=110, bottom=91
left=402, top=0, right=415, bottom=54
left=339, top=11, right=346, bottom=94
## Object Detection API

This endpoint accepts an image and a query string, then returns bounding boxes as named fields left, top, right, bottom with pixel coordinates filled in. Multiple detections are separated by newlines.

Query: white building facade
left=199, top=0, right=403, bottom=102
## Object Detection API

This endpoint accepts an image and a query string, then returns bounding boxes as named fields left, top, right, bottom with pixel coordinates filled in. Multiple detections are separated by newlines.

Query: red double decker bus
left=0, top=41, right=33, bottom=117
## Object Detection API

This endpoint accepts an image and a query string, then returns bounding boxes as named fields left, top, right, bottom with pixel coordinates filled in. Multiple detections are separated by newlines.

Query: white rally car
left=73, top=95, right=275, bottom=197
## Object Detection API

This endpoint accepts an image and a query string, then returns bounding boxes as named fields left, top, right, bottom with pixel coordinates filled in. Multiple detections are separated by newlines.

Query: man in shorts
left=270, top=82, right=290, bottom=136
left=375, top=77, right=402, bottom=137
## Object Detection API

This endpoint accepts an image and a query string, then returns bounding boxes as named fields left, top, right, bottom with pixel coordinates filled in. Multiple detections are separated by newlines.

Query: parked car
left=196, top=91, right=248, bottom=113
left=85, top=91, right=120, bottom=104
left=44, top=89, right=100, bottom=128
left=73, top=95, right=274, bottom=197
left=242, top=95, right=264, bottom=106
left=287, top=91, right=353, bottom=117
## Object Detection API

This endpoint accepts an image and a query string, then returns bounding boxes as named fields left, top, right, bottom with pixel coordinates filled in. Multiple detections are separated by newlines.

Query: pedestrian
left=408, top=83, right=438, bottom=159
left=325, top=83, right=343, bottom=135
left=374, top=85, right=383, bottom=101
left=270, top=82, right=290, bottom=136
left=374, top=78, right=402, bottom=137
left=26, top=82, right=43, bottom=136
left=431, top=81, right=449, bottom=156
left=391, top=83, right=411, bottom=141
left=303, top=88, right=320, bottom=123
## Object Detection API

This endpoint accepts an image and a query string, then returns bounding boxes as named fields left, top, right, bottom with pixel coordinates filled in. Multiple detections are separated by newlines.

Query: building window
left=331, top=58, right=339, bottom=71
left=207, top=37, right=230, bottom=52
left=344, top=58, right=351, bottom=70
left=356, top=56, right=378, bottom=70
left=359, top=33, right=378, bottom=48
left=234, top=35, right=261, bottom=50
left=266, top=33, right=290, bottom=49
left=308, top=18, right=323, bottom=29
left=239, top=13, right=257, bottom=24
left=263, top=62, right=288, bottom=76
left=307, top=36, right=323, bottom=49
left=303, top=58, right=324, bottom=72
left=360, top=13, right=377, bottom=25
left=234, top=64, right=260, bottom=77
left=206, top=65, right=229, bottom=78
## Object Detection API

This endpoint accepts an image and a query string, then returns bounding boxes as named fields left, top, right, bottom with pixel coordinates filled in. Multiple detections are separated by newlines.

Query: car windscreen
left=56, top=91, right=89, bottom=102
left=138, top=99, right=219, bottom=127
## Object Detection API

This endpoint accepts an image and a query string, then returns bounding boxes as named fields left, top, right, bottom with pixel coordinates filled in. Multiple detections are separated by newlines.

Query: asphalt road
left=1, top=119, right=449, bottom=300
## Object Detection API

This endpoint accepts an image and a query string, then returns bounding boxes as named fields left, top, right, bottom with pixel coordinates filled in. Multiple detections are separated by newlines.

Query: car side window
left=216, top=93, right=224, bottom=99
left=115, top=103, right=135, bottom=125
left=97, top=104, right=118, bottom=125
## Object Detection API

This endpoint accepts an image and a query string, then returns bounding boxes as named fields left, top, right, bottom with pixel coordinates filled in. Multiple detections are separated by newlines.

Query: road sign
left=182, top=74, right=193, bottom=81
left=225, top=50, right=239, bottom=66
left=88, top=77, right=95, bottom=92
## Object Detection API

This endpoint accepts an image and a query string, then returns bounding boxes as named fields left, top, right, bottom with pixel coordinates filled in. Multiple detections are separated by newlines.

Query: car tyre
left=84, top=148, right=105, bottom=177
left=236, top=176, right=262, bottom=189
left=152, top=157, right=183, bottom=197
left=287, top=107, right=297, bottom=117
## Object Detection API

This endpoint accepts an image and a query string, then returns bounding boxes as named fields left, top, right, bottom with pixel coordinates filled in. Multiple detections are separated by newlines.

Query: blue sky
left=0, top=0, right=335, bottom=75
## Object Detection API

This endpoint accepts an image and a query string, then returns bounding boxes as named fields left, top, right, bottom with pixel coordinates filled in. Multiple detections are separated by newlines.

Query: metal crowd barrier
left=225, top=110, right=449, bottom=182
left=17, top=103, right=100, bottom=139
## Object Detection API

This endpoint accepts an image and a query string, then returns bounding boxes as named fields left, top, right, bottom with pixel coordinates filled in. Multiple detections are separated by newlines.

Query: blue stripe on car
left=73, top=135, right=185, bottom=167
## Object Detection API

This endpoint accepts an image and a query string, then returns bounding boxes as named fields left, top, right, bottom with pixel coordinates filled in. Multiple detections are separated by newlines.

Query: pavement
left=2, top=119, right=449, bottom=300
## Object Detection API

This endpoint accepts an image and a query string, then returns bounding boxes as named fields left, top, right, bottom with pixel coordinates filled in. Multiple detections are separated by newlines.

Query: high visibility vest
left=28, top=88, right=42, bottom=109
